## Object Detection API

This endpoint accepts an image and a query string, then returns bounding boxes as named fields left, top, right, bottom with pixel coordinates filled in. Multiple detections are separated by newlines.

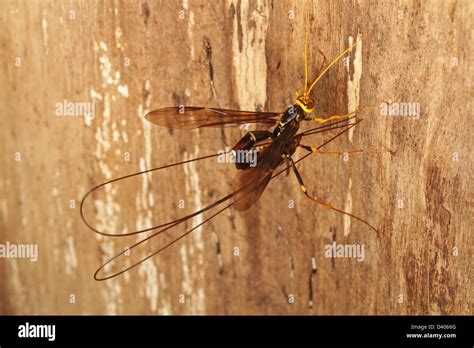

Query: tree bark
left=0, top=0, right=471, bottom=314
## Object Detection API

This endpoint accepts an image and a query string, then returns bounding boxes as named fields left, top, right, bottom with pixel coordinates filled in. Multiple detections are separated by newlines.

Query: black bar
left=0, top=316, right=471, bottom=346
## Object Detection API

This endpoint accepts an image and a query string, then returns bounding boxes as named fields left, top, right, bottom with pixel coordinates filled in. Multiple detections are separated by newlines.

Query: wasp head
left=295, top=94, right=314, bottom=114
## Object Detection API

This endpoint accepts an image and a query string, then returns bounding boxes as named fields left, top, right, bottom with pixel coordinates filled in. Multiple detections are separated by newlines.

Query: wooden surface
left=0, top=0, right=472, bottom=315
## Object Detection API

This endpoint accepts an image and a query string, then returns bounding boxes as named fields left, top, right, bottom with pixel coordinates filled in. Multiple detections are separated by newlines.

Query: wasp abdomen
left=232, top=130, right=271, bottom=170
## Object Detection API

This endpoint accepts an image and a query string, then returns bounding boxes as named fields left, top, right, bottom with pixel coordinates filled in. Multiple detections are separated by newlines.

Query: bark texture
left=0, top=0, right=472, bottom=314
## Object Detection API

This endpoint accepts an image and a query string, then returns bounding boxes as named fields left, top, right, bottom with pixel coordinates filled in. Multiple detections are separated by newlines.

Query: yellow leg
left=306, top=110, right=358, bottom=124
left=299, top=144, right=385, bottom=157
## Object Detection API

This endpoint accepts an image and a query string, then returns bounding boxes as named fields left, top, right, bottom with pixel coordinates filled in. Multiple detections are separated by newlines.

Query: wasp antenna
left=302, top=0, right=311, bottom=96
left=306, top=36, right=363, bottom=96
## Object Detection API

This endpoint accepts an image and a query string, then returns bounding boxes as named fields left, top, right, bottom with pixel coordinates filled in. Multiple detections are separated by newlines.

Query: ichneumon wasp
left=80, top=1, right=384, bottom=281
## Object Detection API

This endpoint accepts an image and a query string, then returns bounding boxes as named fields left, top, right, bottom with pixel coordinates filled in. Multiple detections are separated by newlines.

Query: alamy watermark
left=217, top=147, right=257, bottom=168
left=379, top=101, right=420, bottom=119
left=324, top=241, right=364, bottom=262
left=55, top=99, right=95, bottom=120
left=0, top=241, right=38, bottom=262
left=18, top=322, right=55, bottom=341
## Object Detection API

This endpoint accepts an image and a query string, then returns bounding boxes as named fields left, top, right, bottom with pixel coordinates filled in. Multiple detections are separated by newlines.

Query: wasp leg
left=304, top=110, right=358, bottom=123
left=285, top=153, right=380, bottom=237
left=298, top=144, right=391, bottom=157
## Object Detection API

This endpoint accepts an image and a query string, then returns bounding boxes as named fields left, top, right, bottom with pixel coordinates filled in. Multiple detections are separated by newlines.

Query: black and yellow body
left=232, top=104, right=306, bottom=170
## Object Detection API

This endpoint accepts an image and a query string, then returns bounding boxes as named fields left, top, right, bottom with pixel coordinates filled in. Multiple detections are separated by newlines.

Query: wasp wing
left=145, top=106, right=281, bottom=129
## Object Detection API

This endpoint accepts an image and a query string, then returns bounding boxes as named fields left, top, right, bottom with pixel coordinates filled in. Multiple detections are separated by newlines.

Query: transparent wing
left=145, top=106, right=281, bottom=129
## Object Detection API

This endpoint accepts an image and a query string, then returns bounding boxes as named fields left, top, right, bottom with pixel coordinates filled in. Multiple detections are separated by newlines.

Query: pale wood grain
left=0, top=0, right=472, bottom=314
